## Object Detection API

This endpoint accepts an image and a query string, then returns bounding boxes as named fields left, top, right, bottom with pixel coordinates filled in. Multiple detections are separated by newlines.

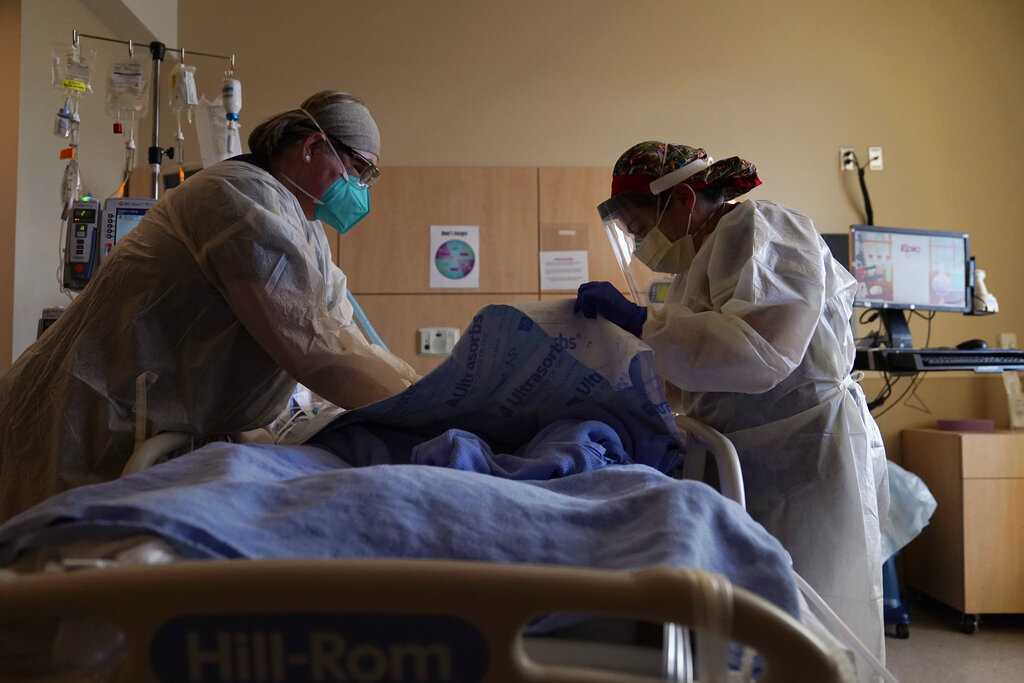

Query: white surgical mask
left=633, top=193, right=696, bottom=274
left=634, top=228, right=697, bottom=274
left=634, top=202, right=724, bottom=274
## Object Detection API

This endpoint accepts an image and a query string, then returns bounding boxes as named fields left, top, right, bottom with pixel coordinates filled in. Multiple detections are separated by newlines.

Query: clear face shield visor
left=598, top=192, right=673, bottom=307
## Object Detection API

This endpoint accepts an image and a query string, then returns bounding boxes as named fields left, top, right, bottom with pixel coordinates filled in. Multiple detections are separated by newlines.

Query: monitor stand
left=879, top=309, right=914, bottom=349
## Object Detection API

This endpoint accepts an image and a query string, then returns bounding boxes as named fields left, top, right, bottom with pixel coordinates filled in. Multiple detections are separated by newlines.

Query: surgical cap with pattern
left=610, top=141, right=761, bottom=200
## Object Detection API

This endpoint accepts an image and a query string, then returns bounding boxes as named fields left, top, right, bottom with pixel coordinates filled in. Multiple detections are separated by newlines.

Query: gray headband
left=310, top=101, right=380, bottom=157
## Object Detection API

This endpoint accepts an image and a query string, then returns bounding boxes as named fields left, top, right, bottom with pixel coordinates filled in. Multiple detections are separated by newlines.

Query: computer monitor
left=850, top=224, right=971, bottom=349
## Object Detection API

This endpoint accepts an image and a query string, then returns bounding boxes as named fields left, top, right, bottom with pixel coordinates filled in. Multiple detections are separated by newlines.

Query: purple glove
left=573, top=281, right=647, bottom=337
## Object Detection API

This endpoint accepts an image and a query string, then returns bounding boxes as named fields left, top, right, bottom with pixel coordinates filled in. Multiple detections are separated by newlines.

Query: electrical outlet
left=839, top=147, right=856, bottom=171
left=868, top=146, right=883, bottom=170
left=418, top=327, right=460, bottom=356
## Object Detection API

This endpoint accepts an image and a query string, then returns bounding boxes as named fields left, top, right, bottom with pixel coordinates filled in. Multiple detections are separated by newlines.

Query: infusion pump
left=646, top=276, right=674, bottom=309
left=62, top=199, right=101, bottom=291
left=62, top=196, right=156, bottom=292
left=99, top=197, right=156, bottom=264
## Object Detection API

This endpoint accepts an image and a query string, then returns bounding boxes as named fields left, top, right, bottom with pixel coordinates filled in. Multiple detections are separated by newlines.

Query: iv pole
left=72, top=30, right=234, bottom=200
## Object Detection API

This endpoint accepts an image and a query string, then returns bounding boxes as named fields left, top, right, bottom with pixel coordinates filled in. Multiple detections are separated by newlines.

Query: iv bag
left=105, top=60, right=150, bottom=118
left=51, top=43, right=97, bottom=96
left=169, top=63, right=198, bottom=122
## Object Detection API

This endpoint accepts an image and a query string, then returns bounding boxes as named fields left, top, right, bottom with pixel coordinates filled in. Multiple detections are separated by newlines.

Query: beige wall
left=173, top=0, right=1023, bottom=342
left=80, top=0, right=177, bottom=44
left=9, top=1, right=1024, bottom=456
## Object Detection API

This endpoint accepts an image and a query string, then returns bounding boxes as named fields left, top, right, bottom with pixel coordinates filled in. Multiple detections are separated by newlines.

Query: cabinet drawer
left=903, top=429, right=1024, bottom=479
left=958, top=432, right=1024, bottom=478
left=963, top=479, right=1024, bottom=612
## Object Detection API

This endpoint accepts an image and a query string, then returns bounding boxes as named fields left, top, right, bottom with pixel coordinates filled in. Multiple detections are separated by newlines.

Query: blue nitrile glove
left=573, top=281, right=647, bottom=337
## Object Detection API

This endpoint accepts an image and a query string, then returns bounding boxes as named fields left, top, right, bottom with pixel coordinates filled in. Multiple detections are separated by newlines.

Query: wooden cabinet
left=329, top=167, right=628, bottom=375
left=901, top=429, right=1024, bottom=621
left=336, top=167, right=540, bottom=294
left=537, top=167, right=653, bottom=296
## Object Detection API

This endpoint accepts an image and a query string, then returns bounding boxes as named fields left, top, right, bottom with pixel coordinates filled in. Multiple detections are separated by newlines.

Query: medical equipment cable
left=346, top=290, right=389, bottom=351
left=55, top=221, right=75, bottom=300
left=847, top=150, right=874, bottom=226
left=169, top=50, right=198, bottom=182
left=868, top=314, right=932, bottom=414
left=868, top=311, right=934, bottom=415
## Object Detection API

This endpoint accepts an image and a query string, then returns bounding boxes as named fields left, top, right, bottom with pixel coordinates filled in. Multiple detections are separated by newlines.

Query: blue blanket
left=0, top=302, right=800, bottom=623
left=0, top=441, right=799, bottom=618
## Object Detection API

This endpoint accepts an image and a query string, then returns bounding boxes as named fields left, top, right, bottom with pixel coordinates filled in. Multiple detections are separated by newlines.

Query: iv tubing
left=347, top=290, right=388, bottom=351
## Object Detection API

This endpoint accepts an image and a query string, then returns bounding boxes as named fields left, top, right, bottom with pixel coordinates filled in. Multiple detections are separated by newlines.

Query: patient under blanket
left=0, top=301, right=800, bottom=619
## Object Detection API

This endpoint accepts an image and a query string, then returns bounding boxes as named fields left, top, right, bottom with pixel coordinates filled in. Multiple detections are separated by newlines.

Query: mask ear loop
left=297, top=106, right=350, bottom=182
left=273, top=108, right=353, bottom=206
left=654, top=191, right=673, bottom=232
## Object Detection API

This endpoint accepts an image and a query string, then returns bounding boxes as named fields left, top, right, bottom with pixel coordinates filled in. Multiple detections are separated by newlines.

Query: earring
left=304, top=154, right=312, bottom=163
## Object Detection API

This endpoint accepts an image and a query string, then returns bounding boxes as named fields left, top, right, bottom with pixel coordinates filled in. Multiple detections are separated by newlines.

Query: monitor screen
left=100, top=198, right=157, bottom=264
left=114, top=207, right=148, bottom=241
left=850, top=225, right=970, bottom=314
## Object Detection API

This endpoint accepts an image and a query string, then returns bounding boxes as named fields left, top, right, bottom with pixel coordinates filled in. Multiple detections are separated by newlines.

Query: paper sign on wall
left=430, top=225, right=480, bottom=289
left=540, top=250, right=589, bottom=291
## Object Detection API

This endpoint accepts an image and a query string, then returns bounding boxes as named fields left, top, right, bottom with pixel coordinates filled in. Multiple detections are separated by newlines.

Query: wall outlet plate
left=868, top=146, right=884, bottom=170
left=839, top=147, right=856, bottom=171
left=419, top=327, right=461, bottom=356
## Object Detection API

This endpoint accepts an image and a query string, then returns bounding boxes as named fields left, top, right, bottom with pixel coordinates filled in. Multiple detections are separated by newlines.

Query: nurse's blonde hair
left=247, top=91, right=367, bottom=161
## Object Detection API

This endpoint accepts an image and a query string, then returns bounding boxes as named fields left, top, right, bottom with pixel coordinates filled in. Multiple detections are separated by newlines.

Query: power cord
left=866, top=311, right=935, bottom=415
left=847, top=150, right=874, bottom=226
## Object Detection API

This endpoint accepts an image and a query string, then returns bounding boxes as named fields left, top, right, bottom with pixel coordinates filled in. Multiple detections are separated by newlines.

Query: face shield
left=599, top=155, right=713, bottom=307
left=598, top=191, right=674, bottom=308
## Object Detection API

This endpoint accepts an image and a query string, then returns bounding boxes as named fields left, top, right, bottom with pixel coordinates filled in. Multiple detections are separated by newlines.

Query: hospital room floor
left=884, top=595, right=1024, bottom=682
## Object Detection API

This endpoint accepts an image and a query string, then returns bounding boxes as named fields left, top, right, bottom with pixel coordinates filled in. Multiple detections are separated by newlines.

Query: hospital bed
left=0, top=303, right=885, bottom=681
left=0, top=414, right=864, bottom=682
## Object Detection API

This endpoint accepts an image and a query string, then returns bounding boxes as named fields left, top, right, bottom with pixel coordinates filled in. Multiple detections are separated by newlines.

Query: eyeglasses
left=334, top=140, right=382, bottom=188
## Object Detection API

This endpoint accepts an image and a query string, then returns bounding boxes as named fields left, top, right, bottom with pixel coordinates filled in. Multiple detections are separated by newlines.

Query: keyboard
left=854, top=348, right=1024, bottom=374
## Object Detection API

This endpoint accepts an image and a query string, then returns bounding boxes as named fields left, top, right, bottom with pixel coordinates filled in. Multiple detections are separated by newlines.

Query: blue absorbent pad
left=309, top=301, right=684, bottom=475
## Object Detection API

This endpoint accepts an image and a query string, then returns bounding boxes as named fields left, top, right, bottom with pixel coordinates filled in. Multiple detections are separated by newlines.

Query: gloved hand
left=573, top=281, right=647, bottom=337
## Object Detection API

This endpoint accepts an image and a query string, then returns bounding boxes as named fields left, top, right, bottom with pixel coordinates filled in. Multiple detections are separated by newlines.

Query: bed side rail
left=674, top=414, right=745, bottom=510
left=0, top=559, right=844, bottom=683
